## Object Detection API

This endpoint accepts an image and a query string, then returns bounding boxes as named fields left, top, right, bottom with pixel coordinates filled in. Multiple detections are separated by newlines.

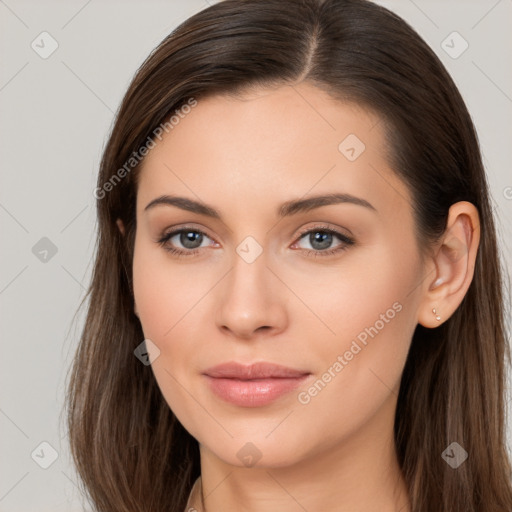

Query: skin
left=118, top=82, right=480, bottom=512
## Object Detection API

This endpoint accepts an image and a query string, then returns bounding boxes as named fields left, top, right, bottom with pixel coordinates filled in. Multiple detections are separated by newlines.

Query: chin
left=200, top=433, right=312, bottom=469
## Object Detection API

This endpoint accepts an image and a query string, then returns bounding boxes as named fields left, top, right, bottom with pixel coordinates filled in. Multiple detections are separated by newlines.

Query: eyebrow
left=144, top=192, right=376, bottom=219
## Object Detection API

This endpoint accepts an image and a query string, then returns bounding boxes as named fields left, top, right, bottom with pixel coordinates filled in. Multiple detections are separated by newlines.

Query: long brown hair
left=65, top=0, right=512, bottom=510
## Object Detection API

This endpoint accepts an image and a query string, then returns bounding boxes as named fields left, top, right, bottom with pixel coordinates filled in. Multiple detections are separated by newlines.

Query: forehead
left=136, top=83, right=411, bottom=223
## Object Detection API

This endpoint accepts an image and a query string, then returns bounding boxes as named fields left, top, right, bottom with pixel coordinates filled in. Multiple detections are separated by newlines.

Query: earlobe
left=116, top=218, right=125, bottom=236
left=417, top=201, right=480, bottom=328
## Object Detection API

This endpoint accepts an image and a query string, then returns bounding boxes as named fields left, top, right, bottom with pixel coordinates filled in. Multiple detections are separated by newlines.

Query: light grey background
left=0, top=0, right=511, bottom=510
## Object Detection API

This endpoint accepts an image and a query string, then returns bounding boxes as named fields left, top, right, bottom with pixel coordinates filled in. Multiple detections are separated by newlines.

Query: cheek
left=132, top=239, right=219, bottom=382
left=281, top=231, right=420, bottom=347
left=133, top=259, right=170, bottom=339
left=292, top=242, right=420, bottom=409
left=132, top=242, right=205, bottom=429
left=133, top=239, right=204, bottom=340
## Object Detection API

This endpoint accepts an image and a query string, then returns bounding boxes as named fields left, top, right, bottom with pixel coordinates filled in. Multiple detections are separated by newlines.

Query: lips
left=203, top=362, right=311, bottom=407
left=203, top=361, right=310, bottom=379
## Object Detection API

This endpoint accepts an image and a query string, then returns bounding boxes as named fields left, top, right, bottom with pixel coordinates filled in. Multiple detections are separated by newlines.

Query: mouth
left=203, top=361, right=311, bottom=407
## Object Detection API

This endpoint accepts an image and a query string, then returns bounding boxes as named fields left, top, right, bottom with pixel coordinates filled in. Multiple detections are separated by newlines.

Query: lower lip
left=204, top=375, right=310, bottom=407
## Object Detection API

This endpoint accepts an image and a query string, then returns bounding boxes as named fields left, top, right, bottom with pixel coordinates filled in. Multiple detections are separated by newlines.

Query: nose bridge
left=222, top=229, right=270, bottom=289
left=226, top=240, right=272, bottom=307
left=215, top=239, right=287, bottom=338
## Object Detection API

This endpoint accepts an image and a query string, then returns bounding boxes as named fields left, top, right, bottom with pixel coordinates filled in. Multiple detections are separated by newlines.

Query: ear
left=116, top=218, right=125, bottom=236
left=417, top=201, right=480, bottom=328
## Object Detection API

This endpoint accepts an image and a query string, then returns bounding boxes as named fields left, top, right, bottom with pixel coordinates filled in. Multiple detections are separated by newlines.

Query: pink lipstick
left=203, top=362, right=311, bottom=407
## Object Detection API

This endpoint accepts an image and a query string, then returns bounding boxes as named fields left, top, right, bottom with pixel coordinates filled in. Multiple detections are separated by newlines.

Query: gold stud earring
left=432, top=307, right=441, bottom=321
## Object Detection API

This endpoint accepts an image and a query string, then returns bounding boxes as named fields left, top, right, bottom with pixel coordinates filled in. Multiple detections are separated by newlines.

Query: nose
left=215, top=247, right=288, bottom=340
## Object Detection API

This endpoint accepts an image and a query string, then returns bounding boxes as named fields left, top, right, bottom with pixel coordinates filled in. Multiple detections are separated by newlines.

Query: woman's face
left=132, top=83, right=427, bottom=468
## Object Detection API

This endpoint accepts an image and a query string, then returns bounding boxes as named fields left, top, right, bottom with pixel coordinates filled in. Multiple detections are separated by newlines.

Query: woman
left=66, top=0, right=512, bottom=510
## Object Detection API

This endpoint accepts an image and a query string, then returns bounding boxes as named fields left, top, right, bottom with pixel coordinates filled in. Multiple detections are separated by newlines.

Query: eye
left=157, top=227, right=216, bottom=256
left=291, top=225, right=355, bottom=257
left=156, top=224, right=355, bottom=259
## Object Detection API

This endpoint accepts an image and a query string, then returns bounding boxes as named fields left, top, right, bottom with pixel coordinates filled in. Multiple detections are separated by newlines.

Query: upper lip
left=203, top=362, right=310, bottom=380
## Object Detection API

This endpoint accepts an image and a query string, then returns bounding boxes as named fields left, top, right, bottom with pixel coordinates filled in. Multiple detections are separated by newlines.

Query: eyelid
left=157, top=223, right=216, bottom=242
left=294, top=222, right=353, bottom=240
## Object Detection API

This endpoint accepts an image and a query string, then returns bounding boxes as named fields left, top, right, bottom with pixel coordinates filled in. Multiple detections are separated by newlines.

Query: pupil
left=310, top=231, right=332, bottom=250
left=181, top=231, right=202, bottom=249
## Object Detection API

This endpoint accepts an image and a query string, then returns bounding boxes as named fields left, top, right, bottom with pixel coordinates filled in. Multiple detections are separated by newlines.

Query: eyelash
left=156, top=224, right=355, bottom=259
